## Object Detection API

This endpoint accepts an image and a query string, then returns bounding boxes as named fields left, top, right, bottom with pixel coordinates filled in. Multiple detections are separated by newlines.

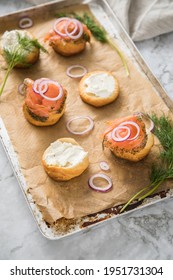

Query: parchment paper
left=0, top=4, right=172, bottom=225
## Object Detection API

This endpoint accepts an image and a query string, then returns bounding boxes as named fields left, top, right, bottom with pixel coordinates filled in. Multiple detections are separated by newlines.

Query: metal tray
left=0, top=0, right=173, bottom=240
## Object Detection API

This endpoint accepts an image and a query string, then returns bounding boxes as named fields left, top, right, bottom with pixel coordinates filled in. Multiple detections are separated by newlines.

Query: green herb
left=18, top=34, right=48, bottom=54
left=0, top=32, right=47, bottom=97
left=55, top=12, right=129, bottom=75
left=120, top=114, right=173, bottom=213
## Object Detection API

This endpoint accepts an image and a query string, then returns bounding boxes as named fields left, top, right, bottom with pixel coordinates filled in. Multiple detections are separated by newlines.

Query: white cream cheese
left=1, top=30, right=31, bottom=52
left=84, top=73, right=115, bottom=98
left=44, top=140, right=88, bottom=167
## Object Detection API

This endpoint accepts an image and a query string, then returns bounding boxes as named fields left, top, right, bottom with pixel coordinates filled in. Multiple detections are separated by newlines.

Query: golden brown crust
left=23, top=103, right=65, bottom=127
left=15, top=48, right=40, bottom=68
left=112, top=132, right=154, bottom=162
left=49, top=39, right=86, bottom=56
left=79, top=70, right=119, bottom=107
left=42, top=138, right=89, bottom=181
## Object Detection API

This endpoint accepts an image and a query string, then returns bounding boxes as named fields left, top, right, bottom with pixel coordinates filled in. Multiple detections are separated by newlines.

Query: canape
left=102, top=114, right=154, bottom=162
left=44, top=17, right=91, bottom=56
left=23, top=78, right=67, bottom=126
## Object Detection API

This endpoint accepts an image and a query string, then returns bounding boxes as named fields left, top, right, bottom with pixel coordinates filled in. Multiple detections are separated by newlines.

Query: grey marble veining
left=0, top=0, right=173, bottom=260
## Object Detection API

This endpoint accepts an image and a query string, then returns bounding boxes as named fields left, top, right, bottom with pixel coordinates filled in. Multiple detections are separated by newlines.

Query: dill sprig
left=0, top=32, right=47, bottom=97
left=55, top=12, right=129, bottom=75
left=120, top=114, right=173, bottom=213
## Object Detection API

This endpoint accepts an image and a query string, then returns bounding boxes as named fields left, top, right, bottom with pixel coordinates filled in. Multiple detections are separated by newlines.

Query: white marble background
left=0, top=0, right=173, bottom=260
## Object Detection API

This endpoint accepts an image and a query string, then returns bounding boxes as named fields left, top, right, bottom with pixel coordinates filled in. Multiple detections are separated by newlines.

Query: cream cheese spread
left=44, top=140, right=88, bottom=167
left=1, top=30, right=31, bottom=52
left=84, top=73, right=115, bottom=98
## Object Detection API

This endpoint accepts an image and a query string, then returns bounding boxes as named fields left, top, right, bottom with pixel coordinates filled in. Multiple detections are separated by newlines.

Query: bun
left=23, top=78, right=67, bottom=126
left=44, top=19, right=91, bottom=56
left=103, top=115, right=154, bottom=162
left=79, top=70, right=119, bottom=107
left=42, top=138, right=89, bottom=181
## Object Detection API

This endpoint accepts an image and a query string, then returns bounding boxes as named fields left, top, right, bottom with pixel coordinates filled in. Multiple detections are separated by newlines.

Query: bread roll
left=79, top=70, right=119, bottom=107
left=42, top=138, right=89, bottom=181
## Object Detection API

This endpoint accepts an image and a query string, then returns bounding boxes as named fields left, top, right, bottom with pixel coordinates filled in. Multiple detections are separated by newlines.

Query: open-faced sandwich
left=22, top=78, right=67, bottom=126
left=42, top=138, right=89, bottom=181
left=79, top=70, right=119, bottom=107
left=44, top=17, right=91, bottom=56
left=1, top=29, right=45, bottom=68
left=102, top=114, right=154, bottom=162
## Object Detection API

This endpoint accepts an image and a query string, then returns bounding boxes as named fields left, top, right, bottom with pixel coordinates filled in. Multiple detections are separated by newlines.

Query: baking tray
left=0, top=0, right=173, bottom=240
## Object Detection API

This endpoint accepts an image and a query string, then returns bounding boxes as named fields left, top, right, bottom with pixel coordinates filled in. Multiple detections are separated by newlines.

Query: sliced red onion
left=38, top=80, right=63, bottom=101
left=66, top=65, right=87, bottom=79
left=19, top=17, right=33, bottom=29
left=33, top=78, right=49, bottom=95
left=111, top=125, right=131, bottom=142
left=88, top=173, right=113, bottom=192
left=53, top=17, right=69, bottom=37
left=66, top=116, right=94, bottom=135
left=18, top=83, right=26, bottom=96
left=64, top=19, right=78, bottom=36
left=120, top=121, right=140, bottom=141
left=148, top=119, right=154, bottom=132
left=99, top=161, right=110, bottom=171
left=134, top=112, right=154, bottom=132
left=64, top=19, right=83, bottom=40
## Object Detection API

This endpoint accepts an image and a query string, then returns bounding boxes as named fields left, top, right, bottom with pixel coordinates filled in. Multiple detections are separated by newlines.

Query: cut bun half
left=42, top=138, right=89, bottom=181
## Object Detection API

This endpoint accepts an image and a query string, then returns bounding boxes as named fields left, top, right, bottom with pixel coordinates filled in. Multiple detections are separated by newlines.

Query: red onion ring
left=18, top=83, right=26, bottom=96
left=53, top=17, right=83, bottom=40
left=99, top=161, right=110, bottom=171
left=66, top=65, right=87, bottom=79
left=64, top=19, right=83, bottom=40
left=38, top=80, right=63, bottom=101
left=111, top=125, right=131, bottom=142
left=88, top=173, right=113, bottom=192
left=19, top=17, right=33, bottom=29
left=66, top=116, right=94, bottom=135
left=53, top=17, right=69, bottom=37
left=148, top=119, right=154, bottom=132
left=111, top=121, right=140, bottom=142
left=33, top=78, right=49, bottom=95
left=134, top=112, right=154, bottom=132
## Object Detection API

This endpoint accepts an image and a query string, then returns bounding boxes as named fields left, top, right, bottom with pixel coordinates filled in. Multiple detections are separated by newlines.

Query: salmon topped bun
left=23, top=78, right=67, bottom=126
left=44, top=17, right=91, bottom=56
left=1, top=30, right=45, bottom=68
left=102, top=114, right=154, bottom=162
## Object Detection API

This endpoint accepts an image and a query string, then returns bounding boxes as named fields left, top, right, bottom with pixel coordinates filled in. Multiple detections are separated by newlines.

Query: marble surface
left=1, top=0, right=173, bottom=260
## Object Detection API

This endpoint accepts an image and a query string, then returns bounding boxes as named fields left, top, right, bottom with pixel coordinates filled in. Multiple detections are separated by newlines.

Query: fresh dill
left=55, top=12, right=129, bottom=75
left=120, top=114, right=173, bottom=213
left=0, top=32, right=47, bottom=97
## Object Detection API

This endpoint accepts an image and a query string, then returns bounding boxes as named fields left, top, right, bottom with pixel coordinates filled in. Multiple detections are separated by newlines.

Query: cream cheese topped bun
left=79, top=70, right=119, bottom=107
left=1, top=30, right=40, bottom=68
left=42, top=138, right=89, bottom=181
